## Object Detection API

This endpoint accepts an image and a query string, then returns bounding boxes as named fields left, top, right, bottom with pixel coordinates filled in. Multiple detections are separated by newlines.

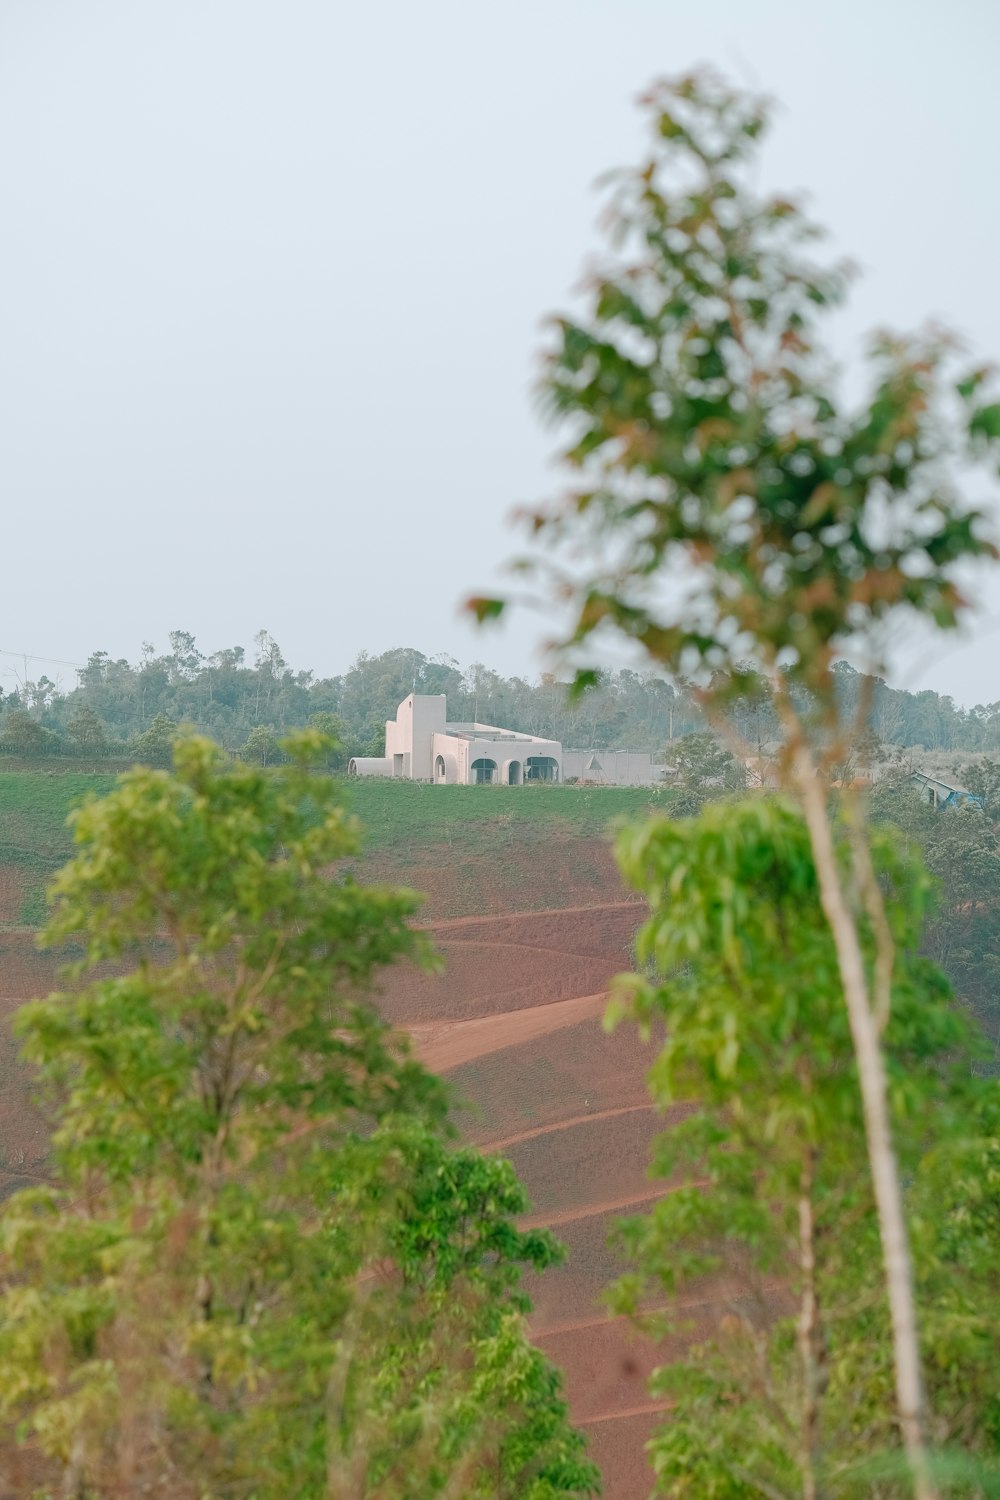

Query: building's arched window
left=471, top=758, right=498, bottom=785
left=507, top=760, right=522, bottom=785
left=434, top=755, right=447, bottom=783
left=526, top=756, right=559, bottom=783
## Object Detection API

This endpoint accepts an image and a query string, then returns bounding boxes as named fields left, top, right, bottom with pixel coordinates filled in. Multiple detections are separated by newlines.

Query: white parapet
left=346, top=757, right=393, bottom=778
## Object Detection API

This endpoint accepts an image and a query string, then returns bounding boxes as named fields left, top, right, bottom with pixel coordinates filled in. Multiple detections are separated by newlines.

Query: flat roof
left=444, top=722, right=546, bottom=744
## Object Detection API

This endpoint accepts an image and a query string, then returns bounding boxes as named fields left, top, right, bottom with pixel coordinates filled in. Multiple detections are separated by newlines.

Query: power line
left=0, top=648, right=86, bottom=671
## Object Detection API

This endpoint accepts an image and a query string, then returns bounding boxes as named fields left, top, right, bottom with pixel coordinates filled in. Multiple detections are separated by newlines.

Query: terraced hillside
left=1, top=770, right=684, bottom=1497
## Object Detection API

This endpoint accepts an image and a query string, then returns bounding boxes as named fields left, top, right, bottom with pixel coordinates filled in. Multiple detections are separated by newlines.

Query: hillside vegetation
left=0, top=770, right=675, bottom=930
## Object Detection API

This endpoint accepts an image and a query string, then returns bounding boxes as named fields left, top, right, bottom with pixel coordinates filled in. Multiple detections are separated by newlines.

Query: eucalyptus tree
left=607, top=800, right=999, bottom=1497
left=470, top=70, right=1000, bottom=1497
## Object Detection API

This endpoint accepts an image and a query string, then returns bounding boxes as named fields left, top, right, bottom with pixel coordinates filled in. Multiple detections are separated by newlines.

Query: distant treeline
left=0, top=631, right=997, bottom=762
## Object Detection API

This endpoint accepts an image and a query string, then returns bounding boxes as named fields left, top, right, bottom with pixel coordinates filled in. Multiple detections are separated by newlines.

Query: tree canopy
left=468, top=66, right=1000, bottom=1500
left=6, top=639, right=1000, bottom=766
left=608, top=800, right=1000, bottom=1497
left=0, top=734, right=598, bottom=1499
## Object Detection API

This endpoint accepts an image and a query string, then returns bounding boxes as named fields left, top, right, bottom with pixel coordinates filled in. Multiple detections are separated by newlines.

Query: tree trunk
left=60, top=1431, right=88, bottom=1499
left=325, top=1290, right=371, bottom=1500
left=796, top=1145, right=824, bottom=1500
left=793, top=754, right=937, bottom=1500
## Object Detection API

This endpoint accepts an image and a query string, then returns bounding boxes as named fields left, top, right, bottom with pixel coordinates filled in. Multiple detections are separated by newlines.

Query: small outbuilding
left=909, top=771, right=982, bottom=810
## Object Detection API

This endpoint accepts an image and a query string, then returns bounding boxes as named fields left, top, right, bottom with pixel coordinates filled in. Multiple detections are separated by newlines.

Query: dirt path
left=481, top=1103, right=654, bottom=1155
left=578, top=1402, right=674, bottom=1426
left=533, top=1282, right=785, bottom=1341
left=406, top=990, right=609, bottom=1073
left=1, top=898, right=642, bottom=943
left=418, top=900, right=642, bottom=934
left=434, top=937, right=629, bottom=963
left=520, top=1186, right=682, bottom=1231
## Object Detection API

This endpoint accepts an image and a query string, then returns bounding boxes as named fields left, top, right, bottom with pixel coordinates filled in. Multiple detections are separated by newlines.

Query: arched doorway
left=507, top=760, right=522, bottom=785
left=471, top=758, right=498, bottom=785
left=526, top=756, right=559, bottom=783
left=434, top=755, right=447, bottom=784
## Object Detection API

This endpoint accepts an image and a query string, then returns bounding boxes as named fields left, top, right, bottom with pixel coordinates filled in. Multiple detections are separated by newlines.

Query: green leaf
left=969, top=402, right=1000, bottom=441
left=464, top=595, right=507, bottom=625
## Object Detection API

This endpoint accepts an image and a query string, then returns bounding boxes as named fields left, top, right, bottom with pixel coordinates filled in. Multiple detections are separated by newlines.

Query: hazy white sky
left=3, top=0, right=999, bottom=705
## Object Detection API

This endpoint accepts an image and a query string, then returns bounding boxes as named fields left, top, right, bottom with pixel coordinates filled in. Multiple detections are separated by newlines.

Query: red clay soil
left=0, top=1004, right=50, bottom=1191
left=0, top=931, right=61, bottom=1001
left=400, top=895, right=754, bottom=1498
left=500, top=1103, right=694, bottom=1222
left=445, top=1010, right=656, bottom=1146
left=537, top=1293, right=772, bottom=1420
left=523, top=1192, right=665, bottom=1332
left=379, top=941, right=614, bottom=1023
left=358, top=834, right=628, bottom=922
left=483, top=1102, right=655, bottom=1155
left=377, top=902, right=644, bottom=1024
left=579, top=1408, right=664, bottom=1500
left=423, top=901, right=643, bottom=955
left=407, top=991, right=611, bottom=1073
left=537, top=1320, right=666, bottom=1425
left=0, top=840, right=742, bottom=1500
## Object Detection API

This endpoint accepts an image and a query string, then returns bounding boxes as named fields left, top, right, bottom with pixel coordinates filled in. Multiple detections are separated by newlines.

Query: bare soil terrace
left=1, top=775, right=717, bottom=1498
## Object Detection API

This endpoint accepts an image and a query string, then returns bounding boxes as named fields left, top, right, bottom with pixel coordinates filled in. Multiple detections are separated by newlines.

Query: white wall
left=463, top=734, right=561, bottom=784
left=563, top=749, right=656, bottom=786
left=386, top=694, right=447, bottom=779
left=432, top=732, right=467, bottom=784
left=411, top=694, right=447, bottom=781
left=365, top=700, right=657, bottom=786
left=347, top=757, right=392, bottom=777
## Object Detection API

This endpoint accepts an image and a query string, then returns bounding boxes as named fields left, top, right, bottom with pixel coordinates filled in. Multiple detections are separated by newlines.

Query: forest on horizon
left=2, top=631, right=998, bottom=763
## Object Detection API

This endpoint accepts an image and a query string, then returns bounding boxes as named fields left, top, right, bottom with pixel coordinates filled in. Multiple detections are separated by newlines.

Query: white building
left=347, top=693, right=656, bottom=786
left=561, top=749, right=657, bottom=787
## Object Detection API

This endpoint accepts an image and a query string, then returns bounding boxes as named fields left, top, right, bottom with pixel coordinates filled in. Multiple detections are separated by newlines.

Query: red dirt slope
left=0, top=827, right=696, bottom=1498
left=387, top=893, right=681, bottom=1500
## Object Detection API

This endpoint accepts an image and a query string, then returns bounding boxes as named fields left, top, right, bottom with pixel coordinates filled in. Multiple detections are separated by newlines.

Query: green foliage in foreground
left=609, top=799, right=1000, bottom=1497
left=0, top=737, right=598, bottom=1499
left=478, top=61, right=1000, bottom=1497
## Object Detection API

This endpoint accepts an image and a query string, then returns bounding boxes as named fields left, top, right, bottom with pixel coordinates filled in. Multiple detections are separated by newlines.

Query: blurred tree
left=471, top=68, right=1000, bottom=1496
left=609, top=800, right=1000, bottom=1498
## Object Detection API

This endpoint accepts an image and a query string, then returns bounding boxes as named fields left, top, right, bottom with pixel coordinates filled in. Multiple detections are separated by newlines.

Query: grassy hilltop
left=0, top=769, right=675, bottom=929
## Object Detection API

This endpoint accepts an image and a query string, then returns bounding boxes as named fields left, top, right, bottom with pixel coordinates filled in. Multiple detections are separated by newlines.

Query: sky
left=3, top=0, right=1000, bottom=707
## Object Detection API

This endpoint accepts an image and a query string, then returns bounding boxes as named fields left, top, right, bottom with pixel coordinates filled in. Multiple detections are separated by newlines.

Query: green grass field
left=1, top=769, right=674, bottom=926
left=0, top=772, right=111, bottom=925
left=346, top=779, right=674, bottom=850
